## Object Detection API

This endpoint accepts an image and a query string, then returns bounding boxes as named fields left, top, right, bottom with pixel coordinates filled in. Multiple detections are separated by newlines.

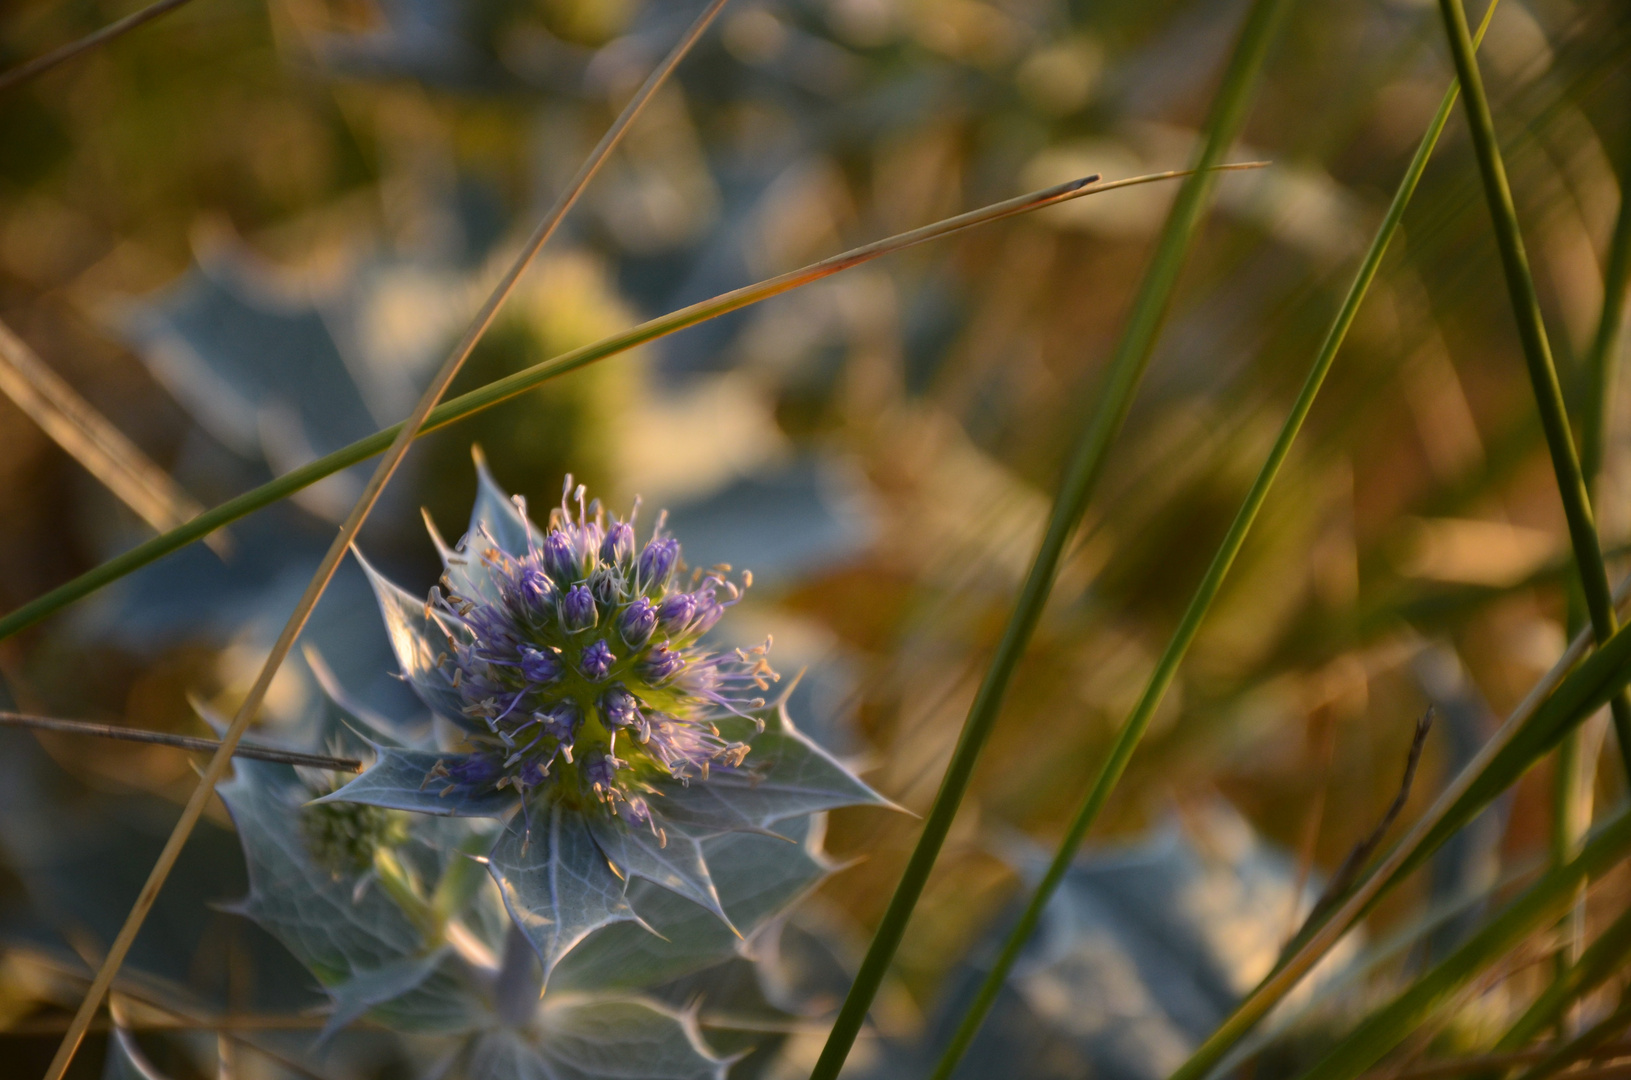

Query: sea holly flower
left=320, top=455, right=892, bottom=985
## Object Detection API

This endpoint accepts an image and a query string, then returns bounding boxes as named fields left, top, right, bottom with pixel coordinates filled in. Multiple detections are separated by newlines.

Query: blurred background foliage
left=1, top=0, right=1630, bottom=1075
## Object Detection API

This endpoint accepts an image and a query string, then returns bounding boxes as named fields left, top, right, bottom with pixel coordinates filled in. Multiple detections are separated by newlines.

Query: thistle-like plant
left=219, top=455, right=888, bottom=1076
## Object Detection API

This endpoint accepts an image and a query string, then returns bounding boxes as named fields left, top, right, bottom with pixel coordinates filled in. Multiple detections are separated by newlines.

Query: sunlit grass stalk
left=804, top=1, right=1293, bottom=1076
left=925, top=21, right=1489, bottom=1072
left=0, top=166, right=1267, bottom=644
left=38, top=4, right=730, bottom=1075
left=1166, top=571, right=1631, bottom=1080
left=1294, top=810, right=1631, bottom=1080
left=1438, top=0, right=1631, bottom=780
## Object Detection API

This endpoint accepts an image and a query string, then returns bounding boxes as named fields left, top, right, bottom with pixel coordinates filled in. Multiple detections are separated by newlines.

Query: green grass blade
left=925, top=25, right=1482, bottom=1078
left=1437, top=0, right=1631, bottom=779
left=1294, top=811, right=1631, bottom=1080
left=1498, top=902, right=1631, bottom=1050
left=1578, top=151, right=1631, bottom=495
left=0, top=168, right=1244, bottom=644
left=803, top=1, right=1294, bottom=1077
left=1509, top=993, right=1631, bottom=1080
left=1168, top=578, right=1631, bottom=1080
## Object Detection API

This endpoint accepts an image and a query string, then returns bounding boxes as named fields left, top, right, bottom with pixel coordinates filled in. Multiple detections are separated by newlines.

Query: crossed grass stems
left=4, top=0, right=1631, bottom=1077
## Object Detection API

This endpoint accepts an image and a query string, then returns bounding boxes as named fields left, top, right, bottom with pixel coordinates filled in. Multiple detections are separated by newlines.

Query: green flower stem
left=1438, top=0, right=1631, bottom=781
left=1498, top=902, right=1631, bottom=1051
left=925, top=11, right=1489, bottom=1074
left=1169, top=570, right=1631, bottom=1080
left=374, top=847, right=439, bottom=943
left=1294, top=810, right=1631, bottom=1080
left=804, top=1, right=1292, bottom=1077
left=0, top=167, right=1247, bottom=645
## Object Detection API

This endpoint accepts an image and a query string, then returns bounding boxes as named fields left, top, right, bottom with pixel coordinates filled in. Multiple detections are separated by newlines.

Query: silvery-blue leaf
left=471, top=447, right=544, bottom=557
left=320, top=945, right=451, bottom=1040
left=317, top=746, right=516, bottom=818
left=354, top=547, right=476, bottom=730
left=219, top=760, right=486, bottom=1033
left=550, top=815, right=830, bottom=992
left=424, top=508, right=507, bottom=610
left=462, top=998, right=726, bottom=1080
left=654, top=707, right=890, bottom=835
left=487, top=805, right=638, bottom=982
left=116, top=250, right=380, bottom=462
left=587, top=816, right=734, bottom=934
left=103, top=1027, right=169, bottom=1080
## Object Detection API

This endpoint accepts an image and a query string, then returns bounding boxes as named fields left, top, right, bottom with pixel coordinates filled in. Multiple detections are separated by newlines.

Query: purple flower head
left=561, top=585, right=597, bottom=631
left=638, top=537, right=679, bottom=588
left=579, top=638, right=615, bottom=681
left=407, top=472, right=779, bottom=815
left=601, top=685, right=642, bottom=730
left=541, top=530, right=578, bottom=582
left=618, top=598, right=657, bottom=647
left=518, top=644, right=562, bottom=684
left=657, top=593, right=696, bottom=635
left=639, top=643, right=685, bottom=683
left=601, top=521, right=636, bottom=567
left=536, top=701, right=581, bottom=742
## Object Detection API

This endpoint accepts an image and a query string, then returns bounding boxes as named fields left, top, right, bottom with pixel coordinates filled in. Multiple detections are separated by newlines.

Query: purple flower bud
left=584, top=752, right=625, bottom=790
left=601, top=521, right=636, bottom=567
left=657, top=593, right=695, bottom=634
left=541, top=530, right=578, bottom=582
left=638, top=537, right=679, bottom=587
left=444, top=753, right=505, bottom=792
left=618, top=598, right=657, bottom=647
left=580, top=638, right=615, bottom=680
left=639, top=643, right=685, bottom=682
left=518, top=758, right=548, bottom=788
left=518, top=644, right=561, bottom=684
left=536, top=701, right=581, bottom=742
left=512, top=565, right=554, bottom=615
left=601, top=685, right=642, bottom=729
left=562, top=584, right=597, bottom=631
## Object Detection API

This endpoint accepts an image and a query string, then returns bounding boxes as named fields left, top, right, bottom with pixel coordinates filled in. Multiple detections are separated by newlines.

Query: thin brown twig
left=1296, top=707, right=1435, bottom=936
left=41, top=5, right=731, bottom=1076
left=0, top=711, right=360, bottom=771
left=0, top=0, right=198, bottom=94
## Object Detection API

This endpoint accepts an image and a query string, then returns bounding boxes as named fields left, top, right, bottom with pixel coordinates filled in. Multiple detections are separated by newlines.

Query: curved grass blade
left=1437, top=0, right=1631, bottom=780
left=0, top=165, right=1262, bottom=644
left=925, top=16, right=1494, bottom=1072
left=805, top=1, right=1294, bottom=1076
left=39, top=5, right=731, bottom=1075
left=1295, top=812, right=1631, bottom=1080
